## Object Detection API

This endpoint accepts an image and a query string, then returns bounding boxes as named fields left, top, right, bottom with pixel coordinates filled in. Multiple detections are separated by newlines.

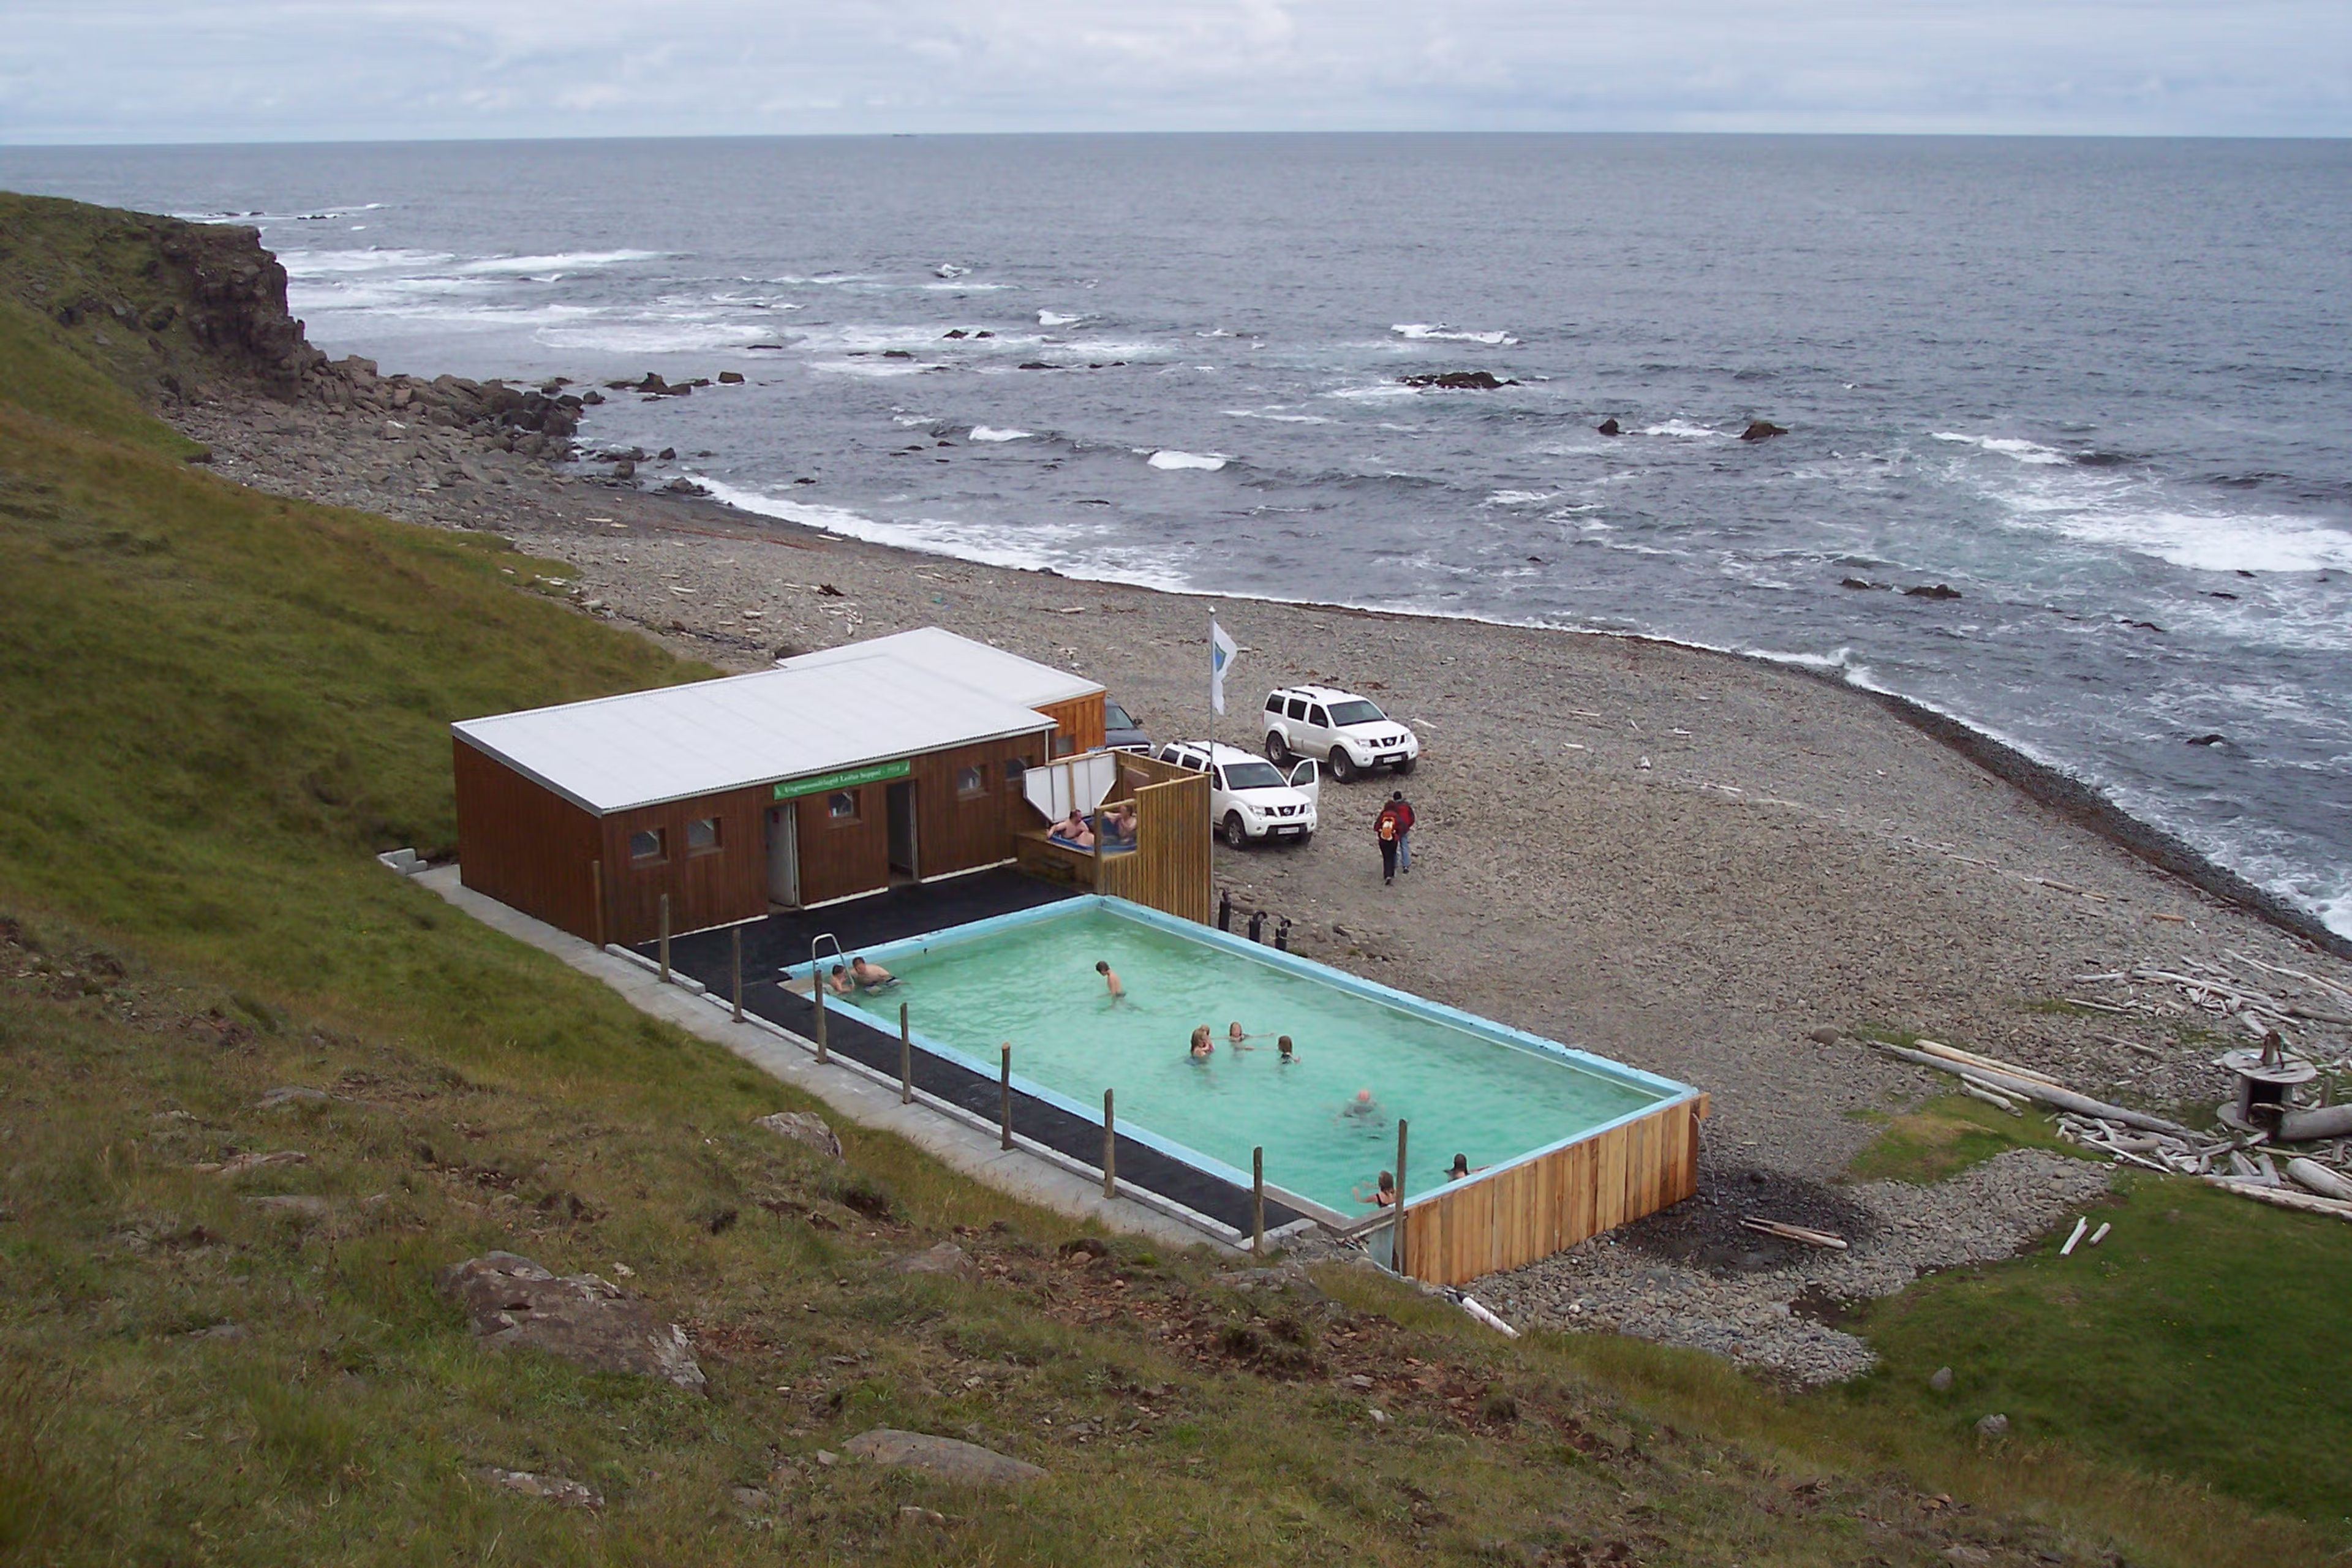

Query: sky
left=1, top=0, right=2347, bottom=145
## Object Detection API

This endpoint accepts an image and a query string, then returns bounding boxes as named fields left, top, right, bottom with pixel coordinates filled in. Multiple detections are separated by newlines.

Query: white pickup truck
left=1153, top=740, right=1321, bottom=848
left=1262, top=684, right=1419, bottom=782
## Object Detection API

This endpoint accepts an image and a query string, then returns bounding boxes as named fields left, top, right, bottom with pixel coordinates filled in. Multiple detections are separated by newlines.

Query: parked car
left=1261, top=684, right=1419, bottom=782
left=1104, top=695, right=1151, bottom=753
left=1153, top=740, right=1320, bottom=848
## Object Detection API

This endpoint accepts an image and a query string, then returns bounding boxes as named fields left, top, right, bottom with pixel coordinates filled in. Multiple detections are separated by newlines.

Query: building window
left=628, top=827, right=666, bottom=865
left=1052, top=734, right=1075, bottom=757
left=955, top=765, right=986, bottom=799
left=686, top=816, right=720, bottom=854
left=827, top=790, right=859, bottom=823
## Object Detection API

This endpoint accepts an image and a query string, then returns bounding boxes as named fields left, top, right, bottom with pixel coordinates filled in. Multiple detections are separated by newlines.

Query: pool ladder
left=807, top=932, right=842, bottom=1062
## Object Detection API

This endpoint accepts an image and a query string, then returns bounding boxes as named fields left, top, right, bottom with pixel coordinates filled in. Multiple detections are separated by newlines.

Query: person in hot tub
left=849, top=956, right=897, bottom=990
left=1055, top=809, right=1096, bottom=849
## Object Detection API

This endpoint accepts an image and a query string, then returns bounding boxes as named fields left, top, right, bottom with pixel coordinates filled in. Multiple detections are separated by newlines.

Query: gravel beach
left=170, top=376, right=2352, bottom=1373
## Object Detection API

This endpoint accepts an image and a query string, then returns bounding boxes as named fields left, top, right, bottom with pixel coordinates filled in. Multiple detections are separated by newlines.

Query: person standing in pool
left=1386, top=789, right=1416, bottom=875
left=1226, top=1020, right=1256, bottom=1050
left=823, top=963, right=854, bottom=997
left=1374, top=799, right=1401, bottom=886
left=1188, top=1025, right=1214, bottom=1059
left=1096, top=959, right=1125, bottom=1001
left=1276, top=1035, right=1297, bottom=1063
left=849, top=956, right=896, bottom=990
left=1341, top=1088, right=1382, bottom=1120
left=1351, top=1170, right=1397, bottom=1208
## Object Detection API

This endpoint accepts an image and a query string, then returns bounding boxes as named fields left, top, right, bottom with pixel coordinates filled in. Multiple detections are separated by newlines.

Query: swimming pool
left=819, top=897, right=1695, bottom=1221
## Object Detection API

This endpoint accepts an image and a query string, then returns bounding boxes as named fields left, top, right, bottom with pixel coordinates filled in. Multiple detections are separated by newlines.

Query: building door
left=764, top=805, right=799, bottom=906
left=885, top=780, right=919, bottom=881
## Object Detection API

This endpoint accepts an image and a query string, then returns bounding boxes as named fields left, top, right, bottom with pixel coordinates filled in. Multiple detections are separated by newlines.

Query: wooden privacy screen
left=1398, top=1095, right=1705, bottom=1287
left=1096, top=764, right=1212, bottom=924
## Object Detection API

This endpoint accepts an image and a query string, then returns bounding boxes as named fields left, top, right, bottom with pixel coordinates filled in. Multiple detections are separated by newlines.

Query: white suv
left=1153, top=741, right=1321, bottom=848
left=1262, top=685, right=1419, bottom=782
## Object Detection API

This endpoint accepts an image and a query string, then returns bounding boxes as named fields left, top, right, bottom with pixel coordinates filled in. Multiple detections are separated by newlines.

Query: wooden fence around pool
left=1014, top=750, right=1212, bottom=926
left=1393, top=1093, right=1708, bottom=1287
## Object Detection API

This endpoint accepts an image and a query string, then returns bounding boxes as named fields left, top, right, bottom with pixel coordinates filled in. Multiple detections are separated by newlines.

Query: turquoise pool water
left=832, top=900, right=1676, bottom=1215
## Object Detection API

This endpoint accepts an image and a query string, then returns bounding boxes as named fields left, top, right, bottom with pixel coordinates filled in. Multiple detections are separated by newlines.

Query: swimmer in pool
left=823, top=963, right=854, bottom=997
left=1351, top=1170, right=1397, bottom=1208
left=1096, top=959, right=1124, bottom=1000
left=1226, top=1020, right=1255, bottom=1050
left=1188, top=1025, right=1214, bottom=1059
left=1341, top=1088, right=1381, bottom=1120
left=1448, top=1153, right=1472, bottom=1181
left=1276, top=1035, right=1296, bottom=1063
left=849, top=956, right=897, bottom=990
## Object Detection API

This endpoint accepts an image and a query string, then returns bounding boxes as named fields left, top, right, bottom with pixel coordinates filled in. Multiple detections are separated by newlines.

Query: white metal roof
left=453, top=653, right=1055, bottom=815
left=779, top=627, right=1102, bottom=709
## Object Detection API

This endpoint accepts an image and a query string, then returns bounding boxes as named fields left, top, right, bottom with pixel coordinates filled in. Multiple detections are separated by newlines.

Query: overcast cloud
left=1, top=0, right=2346, bottom=144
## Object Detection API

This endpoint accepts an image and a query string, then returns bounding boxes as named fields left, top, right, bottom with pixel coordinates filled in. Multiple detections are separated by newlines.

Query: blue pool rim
left=807, top=894, right=1703, bottom=1224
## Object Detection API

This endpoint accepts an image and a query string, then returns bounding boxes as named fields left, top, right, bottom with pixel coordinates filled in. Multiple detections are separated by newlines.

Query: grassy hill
left=0, top=195, right=2339, bottom=1566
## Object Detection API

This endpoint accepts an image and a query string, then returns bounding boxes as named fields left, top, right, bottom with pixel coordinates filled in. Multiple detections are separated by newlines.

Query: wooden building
left=453, top=629, right=1107, bottom=946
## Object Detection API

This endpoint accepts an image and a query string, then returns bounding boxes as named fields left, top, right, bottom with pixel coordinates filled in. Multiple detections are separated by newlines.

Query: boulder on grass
left=756, top=1111, right=842, bottom=1159
left=843, top=1428, right=1045, bottom=1484
left=440, top=1251, right=706, bottom=1393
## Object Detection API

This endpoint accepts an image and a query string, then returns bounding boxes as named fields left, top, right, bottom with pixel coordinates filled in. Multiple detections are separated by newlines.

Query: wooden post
left=657, top=894, right=671, bottom=983
left=1393, top=1118, right=1409, bottom=1279
left=1102, top=1088, right=1117, bottom=1199
left=590, top=859, right=606, bottom=949
left=998, top=1043, right=1013, bottom=1150
left=813, top=976, right=828, bottom=1064
left=1252, top=1147, right=1265, bottom=1257
left=899, top=1002, right=913, bottom=1105
left=730, top=925, right=744, bottom=1023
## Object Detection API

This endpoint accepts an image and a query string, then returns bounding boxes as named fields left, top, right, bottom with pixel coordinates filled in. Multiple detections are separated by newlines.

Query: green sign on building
left=772, top=758, right=911, bottom=802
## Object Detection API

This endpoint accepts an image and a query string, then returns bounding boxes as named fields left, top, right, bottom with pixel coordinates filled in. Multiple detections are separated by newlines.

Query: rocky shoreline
left=81, top=208, right=2351, bottom=1376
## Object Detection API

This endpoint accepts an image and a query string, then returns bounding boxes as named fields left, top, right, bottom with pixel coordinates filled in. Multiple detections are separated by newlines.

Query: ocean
left=3, top=134, right=2346, bottom=940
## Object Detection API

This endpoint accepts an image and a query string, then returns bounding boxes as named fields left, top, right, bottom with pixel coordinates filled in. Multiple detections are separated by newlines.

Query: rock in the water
left=1838, top=577, right=1876, bottom=590
left=483, top=1468, right=603, bottom=1509
left=1974, top=1412, right=2009, bottom=1438
left=843, top=1428, right=1046, bottom=1484
left=1739, top=420, right=1789, bottom=441
left=756, top=1110, right=843, bottom=1159
left=887, top=1241, right=973, bottom=1278
left=1595, top=417, right=1621, bottom=436
left=2186, top=733, right=2226, bottom=747
left=1929, top=1365, right=1954, bottom=1392
left=611, top=459, right=636, bottom=481
left=1399, top=371, right=1516, bottom=390
left=1903, top=582, right=1962, bottom=600
left=440, top=1252, right=706, bottom=1393
left=717, top=371, right=745, bottom=384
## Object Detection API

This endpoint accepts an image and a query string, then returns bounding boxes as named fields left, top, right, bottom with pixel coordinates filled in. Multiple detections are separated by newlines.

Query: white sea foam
left=807, top=357, right=937, bottom=378
left=1148, top=450, right=1228, bottom=471
left=277, top=247, right=454, bottom=274
left=968, top=426, right=1032, bottom=442
left=1392, top=323, right=1519, bottom=345
left=1038, top=310, right=1084, bottom=327
left=688, top=477, right=1117, bottom=575
left=458, top=250, right=664, bottom=274
left=1484, top=489, right=1557, bottom=507
left=1325, top=383, right=1420, bottom=402
left=1932, top=431, right=2070, bottom=466
left=1641, top=420, right=1727, bottom=440
left=537, top=320, right=778, bottom=354
left=1977, top=472, right=2352, bottom=574
left=1224, top=408, right=1334, bottom=424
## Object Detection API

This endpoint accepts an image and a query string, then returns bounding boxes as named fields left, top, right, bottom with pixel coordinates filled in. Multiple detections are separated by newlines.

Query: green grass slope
left=0, top=204, right=2338, bottom=1566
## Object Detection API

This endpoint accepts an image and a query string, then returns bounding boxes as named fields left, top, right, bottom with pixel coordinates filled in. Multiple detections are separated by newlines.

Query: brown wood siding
left=1397, top=1095, right=1703, bottom=1287
left=596, top=783, right=773, bottom=946
left=453, top=737, right=603, bottom=943
left=908, top=733, right=1044, bottom=879
left=1035, top=693, right=1105, bottom=756
left=793, top=783, right=891, bottom=907
left=1096, top=766, right=1212, bottom=924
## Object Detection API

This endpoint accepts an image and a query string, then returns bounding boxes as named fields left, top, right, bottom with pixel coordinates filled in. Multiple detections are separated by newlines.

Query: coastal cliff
left=0, top=190, right=578, bottom=453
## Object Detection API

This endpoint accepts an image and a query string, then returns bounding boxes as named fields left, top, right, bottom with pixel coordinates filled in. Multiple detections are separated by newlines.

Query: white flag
left=1210, top=617, right=1238, bottom=715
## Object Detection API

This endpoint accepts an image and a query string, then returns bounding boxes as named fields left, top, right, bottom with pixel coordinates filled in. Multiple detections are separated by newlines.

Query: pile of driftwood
left=1867, top=1035, right=2352, bottom=1226
left=2066, top=952, right=2352, bottom=1050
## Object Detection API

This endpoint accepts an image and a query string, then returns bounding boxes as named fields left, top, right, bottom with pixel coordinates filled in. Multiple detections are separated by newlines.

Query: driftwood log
left=1871, top=1042, right=2198, bottom=1138
left=2207, top=1177, right=2352, bottom=1223
left=2286, top=1157, right=2352, bottom=1204
left=2277, top=1104, right=2352, bottom=1143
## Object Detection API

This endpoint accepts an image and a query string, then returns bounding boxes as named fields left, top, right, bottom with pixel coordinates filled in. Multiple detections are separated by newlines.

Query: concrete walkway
left=412, top=866, right=1259, bottom=1254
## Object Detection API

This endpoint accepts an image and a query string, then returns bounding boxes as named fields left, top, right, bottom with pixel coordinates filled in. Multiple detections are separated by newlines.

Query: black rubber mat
left=642, top=867, right=1079, bottom=981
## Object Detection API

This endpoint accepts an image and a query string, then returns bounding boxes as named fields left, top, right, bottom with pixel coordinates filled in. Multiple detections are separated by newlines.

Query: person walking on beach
left=1374, top=799, right=1401, bottom=885
left=1096, top=959, right=1124, bottom=1001
left=1386, top=790, right=1416, bottom=874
